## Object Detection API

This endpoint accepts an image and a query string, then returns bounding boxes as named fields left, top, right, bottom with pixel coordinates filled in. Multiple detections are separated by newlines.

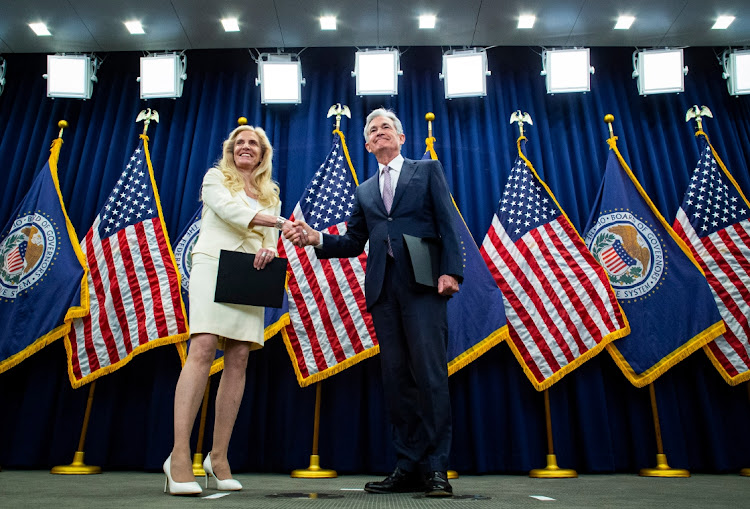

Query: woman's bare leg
left=170, top=333, right=218, bottom=482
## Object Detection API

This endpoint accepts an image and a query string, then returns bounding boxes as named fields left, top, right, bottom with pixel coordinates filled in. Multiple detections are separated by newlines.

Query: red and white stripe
left=68, top=216, right=186, bottom=383
left=279, top=203, right=377, bottom=384
left=600, top=245, right=628, bottom=275
left=481, top=214, right=626, bottom=386
left=5, top=245, right=24, bottom=274
left=674, top=209, right=750, bottom=381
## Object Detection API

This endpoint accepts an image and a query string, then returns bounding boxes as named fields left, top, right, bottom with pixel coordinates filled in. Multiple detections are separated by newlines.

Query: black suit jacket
left=315, top=157, right=463, bottom=309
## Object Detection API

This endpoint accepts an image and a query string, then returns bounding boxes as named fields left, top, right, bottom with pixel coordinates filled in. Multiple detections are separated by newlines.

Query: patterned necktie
left=382, top=166, right=394, bottom=255
left=382, top=166, right=394, bottom=213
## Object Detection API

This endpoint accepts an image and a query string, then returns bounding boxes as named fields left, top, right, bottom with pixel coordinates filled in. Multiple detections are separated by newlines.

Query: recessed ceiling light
left=124, top=21, right=145, bottom=35
left=713, top=16, right=735, bottom=30
left=320, top=16, right=337, bottom=30
left=29, top=23, right=51, bottom=36
left=614, top=16, right=635, bottom=30
left=419, top=15, right=436, bottom=29
left=221, top=18, right=240, bottom=32
left=518, top=15, right=535, bottom=30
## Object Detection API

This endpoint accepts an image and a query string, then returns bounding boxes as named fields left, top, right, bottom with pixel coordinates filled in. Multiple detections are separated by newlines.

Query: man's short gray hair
left=363, top=108, right=404, bottom=143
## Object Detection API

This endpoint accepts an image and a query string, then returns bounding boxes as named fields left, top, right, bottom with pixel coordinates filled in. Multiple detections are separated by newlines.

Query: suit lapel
left=391, top=159, right=416, bottom=212
left=361, top=174, right=386, bottom=214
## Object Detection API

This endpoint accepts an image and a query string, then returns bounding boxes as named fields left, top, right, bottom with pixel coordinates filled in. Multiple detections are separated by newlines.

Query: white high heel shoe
left=203, top=453, right=242, bottom=491
left=163, top=454, right=202, bottom=495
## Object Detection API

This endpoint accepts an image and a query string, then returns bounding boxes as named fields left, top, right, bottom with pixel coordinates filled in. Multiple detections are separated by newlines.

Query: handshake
left=282, top=220, right=320, bottom=247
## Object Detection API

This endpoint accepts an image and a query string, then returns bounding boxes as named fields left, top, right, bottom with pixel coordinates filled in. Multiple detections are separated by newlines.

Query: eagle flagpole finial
left=509, top=110, right=533, bottom=138
left=136, top=108, right=160, bottom=135
left=326, top=103, right=351, bottom=131
left=685, top=105, right=713, bottom=132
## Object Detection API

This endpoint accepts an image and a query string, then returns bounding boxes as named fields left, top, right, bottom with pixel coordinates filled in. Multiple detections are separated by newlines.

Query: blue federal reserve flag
left=446, top=203, right=509, bottom=373
left=421, top=141, right=508, bottom=374
left=0, top=138, right=88, bottom=373
left=583, top=141, right=725, bottom=387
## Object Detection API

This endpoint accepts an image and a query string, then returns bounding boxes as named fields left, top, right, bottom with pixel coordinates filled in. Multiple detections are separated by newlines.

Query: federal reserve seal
left=585, top=211, right=666, bottom=301
left=0, top=213, right=58, bottom=299
left=174, top=219, right=201, bottom=292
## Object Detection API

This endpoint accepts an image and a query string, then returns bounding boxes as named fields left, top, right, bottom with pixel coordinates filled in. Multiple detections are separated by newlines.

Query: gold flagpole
left=505, top=112, right=575, bottom=479
left=51, top=120, right=101, bottom=475
left=191, top=379, right=211, bottom=476
left=51, top=381, right=102, bottom=474
left=685, top=106, right=748, bottom=477
left=291, top=382, right=337, bottom=478
left=57, top=119, right=68, bottom=139
left=529, top=389, right=577, bottom=478
left=424, top=111, right=456, bottom=480
left=601, top=116, right=688, bottom=478
left=639, top=383, right=689, bottom=477
left=291, top=106, right=353, bottom=479
left=742, top=381, right=750, bottom=476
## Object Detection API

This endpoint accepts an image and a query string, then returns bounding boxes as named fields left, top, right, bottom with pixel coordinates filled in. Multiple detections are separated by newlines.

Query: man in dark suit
left=286, top=108, right=463, bottom=497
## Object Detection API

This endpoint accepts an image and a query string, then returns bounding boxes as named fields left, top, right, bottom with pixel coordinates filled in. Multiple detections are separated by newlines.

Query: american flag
left=65, top=135, right=188, bottom=388
left=673, top=133, right=750, bottom=385
left=279, top=130, right=378, bottom=387
left=480, top=139, right=628, bottom=390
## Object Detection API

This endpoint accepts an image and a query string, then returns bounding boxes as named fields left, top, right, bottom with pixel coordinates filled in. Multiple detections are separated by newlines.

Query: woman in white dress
left=163, top=125, right=293, bottom=495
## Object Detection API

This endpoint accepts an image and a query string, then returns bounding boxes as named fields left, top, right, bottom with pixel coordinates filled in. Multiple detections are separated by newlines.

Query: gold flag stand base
left=291, top=455, right=337, bottom=478
left=739, top=468, right=750, bottom=477
left=192, top=453, right=206, bottom=477
left=529, top=454, right=578, bottom=478
left=51, top=451, right=102, bottom=475
left=639, top=454, right=690, bottom=477
left=447, top=470, right=458, bottom=479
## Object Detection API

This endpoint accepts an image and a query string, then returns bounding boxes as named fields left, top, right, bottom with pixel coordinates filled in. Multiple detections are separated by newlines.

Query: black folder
left=214, top=250, right=288, bottom=308
left=402, top=234, right=441, bottom=288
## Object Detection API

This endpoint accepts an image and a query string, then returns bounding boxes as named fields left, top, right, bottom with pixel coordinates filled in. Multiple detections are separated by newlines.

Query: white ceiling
left=0, top=0, right=748, bottom=54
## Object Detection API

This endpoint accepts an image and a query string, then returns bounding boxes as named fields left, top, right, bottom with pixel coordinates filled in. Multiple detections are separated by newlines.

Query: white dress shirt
left=316, top=154, right=405, bottom=247
left=379, top=154, right=404, bottom=199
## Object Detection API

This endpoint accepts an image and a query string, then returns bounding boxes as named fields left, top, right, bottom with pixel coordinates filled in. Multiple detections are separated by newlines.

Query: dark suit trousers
left=370, top=257, right=451, bottom=473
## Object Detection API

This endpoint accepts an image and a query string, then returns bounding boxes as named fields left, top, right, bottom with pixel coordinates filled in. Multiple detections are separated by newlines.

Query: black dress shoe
left=364, top=467, right=424, bottom=493
left=424, top=471, right=453, bottom=497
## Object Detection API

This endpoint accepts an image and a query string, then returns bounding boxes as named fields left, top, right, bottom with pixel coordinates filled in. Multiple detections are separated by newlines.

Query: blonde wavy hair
left=214, top=125, right=280, bottom=207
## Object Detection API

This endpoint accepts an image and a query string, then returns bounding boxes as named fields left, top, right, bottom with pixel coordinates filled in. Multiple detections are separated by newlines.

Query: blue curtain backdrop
left=1, top=46, right=749, bottom=474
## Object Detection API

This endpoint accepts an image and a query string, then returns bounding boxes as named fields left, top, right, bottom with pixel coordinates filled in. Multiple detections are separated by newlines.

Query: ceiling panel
left=661, top=0, right=750, bottom=46
left=172, top=0, right=284, bottom=49
left=273, top=1, right=380, bottom=48
left=376, top=0, right=483, bottom=47
left=473, top=0, right=589, bottom=47
left=0, top=0, right=97, bottom=53
left=0, top=0, right=749, bottom=54
left=567, top=0, right=687, bottom=47
left=71, top=0, right=191, bottom=52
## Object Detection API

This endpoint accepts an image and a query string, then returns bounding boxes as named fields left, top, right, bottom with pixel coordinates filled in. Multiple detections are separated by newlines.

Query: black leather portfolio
left=214, top=250, right=288, bottom=308
left=402, top=234, right=441, bottom=288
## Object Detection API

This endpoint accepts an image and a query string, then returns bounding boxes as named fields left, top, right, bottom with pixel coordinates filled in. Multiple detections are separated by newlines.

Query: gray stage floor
left=0, top=470, right=748, bottom=508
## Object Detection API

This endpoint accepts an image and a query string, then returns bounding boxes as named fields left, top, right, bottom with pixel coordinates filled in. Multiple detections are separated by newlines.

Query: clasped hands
left=254, top=219, right=299, bottom=270
left=283, top=219, right=320, bottom=248
left=282, top=220, right=459, bottom=297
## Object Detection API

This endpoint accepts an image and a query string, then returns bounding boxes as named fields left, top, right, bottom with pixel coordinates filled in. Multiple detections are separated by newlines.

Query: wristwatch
left=274, top=216, right=286, bottom=230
